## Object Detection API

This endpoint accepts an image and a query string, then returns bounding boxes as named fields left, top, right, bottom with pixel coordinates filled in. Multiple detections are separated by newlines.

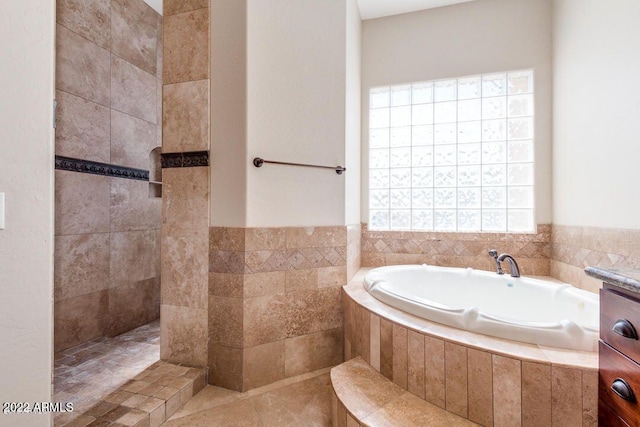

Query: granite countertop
left=585, top=266, right=640, bottom=294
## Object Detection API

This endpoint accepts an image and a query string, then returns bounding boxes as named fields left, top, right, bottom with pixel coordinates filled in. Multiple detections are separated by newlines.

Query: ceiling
left=143, top=0, right=475, bottom=20
left=356, top=0, right=475, bottom=20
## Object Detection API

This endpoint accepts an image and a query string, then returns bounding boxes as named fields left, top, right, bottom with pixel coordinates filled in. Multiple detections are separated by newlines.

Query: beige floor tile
left=162, top=398, right=262, bottom=427
left=250, top=375, right=331, bottom=427
left=168, top=385, right=242, bottom=419
left=168, top=369, right=334, bottom=426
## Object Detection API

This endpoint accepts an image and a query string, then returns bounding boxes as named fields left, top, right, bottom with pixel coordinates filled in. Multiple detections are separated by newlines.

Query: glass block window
left=369, top=70, right=534, bottom=232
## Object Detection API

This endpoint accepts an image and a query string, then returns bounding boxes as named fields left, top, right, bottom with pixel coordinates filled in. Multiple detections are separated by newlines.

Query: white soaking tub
left=364, top=264, right=599, bottom=352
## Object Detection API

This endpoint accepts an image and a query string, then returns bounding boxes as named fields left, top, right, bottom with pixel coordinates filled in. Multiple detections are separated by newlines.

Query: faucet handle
left=488, top=249, right=498, bottom=258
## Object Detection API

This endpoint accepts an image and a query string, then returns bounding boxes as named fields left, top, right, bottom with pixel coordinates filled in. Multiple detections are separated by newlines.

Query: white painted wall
left=210, top=0, right=248, bottom=227
left=345, top=0, right=362, bottom=225
left=0, top=1, right=55, bottom=425
left=245, top=0, right=347, bottom=227
left=552, top=0, right=640, bottom=229
left=210, top=0, right=361, bottom=228
left=357, top=0, right=474, bottom=20
left=143, top=0, right=162, bottom=15
left=360, top=0, right=553, bottom=225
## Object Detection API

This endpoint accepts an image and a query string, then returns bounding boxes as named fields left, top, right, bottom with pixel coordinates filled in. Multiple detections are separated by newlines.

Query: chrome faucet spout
left=497, top=254, right=520, bottom=278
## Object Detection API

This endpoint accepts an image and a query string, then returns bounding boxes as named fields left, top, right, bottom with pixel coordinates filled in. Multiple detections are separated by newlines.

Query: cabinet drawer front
left=601, top=289, right=640, bottom=362
left=599, top=398, right=631, bottom=427
left=600, top=341, right=640, bottom=426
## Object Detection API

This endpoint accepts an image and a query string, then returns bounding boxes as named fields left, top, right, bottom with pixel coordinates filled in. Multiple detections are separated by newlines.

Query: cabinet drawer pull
left=611, top=378, right=636, bottom=403
left=613, top=319, right=638, bottom=340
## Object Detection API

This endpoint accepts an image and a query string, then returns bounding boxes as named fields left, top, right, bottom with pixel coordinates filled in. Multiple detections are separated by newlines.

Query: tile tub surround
left=342, top=269, right=598, bottom=427
left=55, top=0, right=163, bottom=352
left=208, top=225, right=361, bottom=391
left=551, top=224, right=640, bottom=293
left=361, top=223, right=551, bottom=276
left=361, top=223, right=640, bottom=293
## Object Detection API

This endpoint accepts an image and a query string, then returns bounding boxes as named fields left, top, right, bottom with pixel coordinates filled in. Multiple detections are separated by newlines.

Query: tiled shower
left=54, top=0, right=163, bottom=353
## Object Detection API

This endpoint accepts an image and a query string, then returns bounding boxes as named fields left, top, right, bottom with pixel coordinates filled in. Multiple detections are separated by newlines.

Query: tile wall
left=361, top=222, right=640, bottom=293
left=160, top=0, right=211, bottom=368
left=361, top=224, right=551, bottom=276
left=208, top=225, right=362, bottom=391
left=550, top=224, right=640, bottom=293
left=54, top=0, right=163, bottom=352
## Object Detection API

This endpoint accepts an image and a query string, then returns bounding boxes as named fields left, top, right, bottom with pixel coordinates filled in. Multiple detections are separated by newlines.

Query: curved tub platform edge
left=342, top=268, right=598, bottom=427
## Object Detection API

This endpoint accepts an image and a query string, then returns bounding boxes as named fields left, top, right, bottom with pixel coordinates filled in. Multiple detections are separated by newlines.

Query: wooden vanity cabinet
left=599, top=284, right=640, bottom=426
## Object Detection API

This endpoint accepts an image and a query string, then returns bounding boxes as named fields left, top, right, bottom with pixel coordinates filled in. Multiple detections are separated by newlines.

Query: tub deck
left=342, top=268, right=598, bottom=426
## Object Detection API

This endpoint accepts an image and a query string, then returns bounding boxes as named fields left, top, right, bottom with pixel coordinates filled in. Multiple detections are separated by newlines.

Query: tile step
left=56, top=361, right=206, bottom=427
left=330, top=356, right=477, bottom=426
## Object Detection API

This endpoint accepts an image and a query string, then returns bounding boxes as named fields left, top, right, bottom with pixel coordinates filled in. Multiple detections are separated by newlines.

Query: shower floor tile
left=53, top=320, right=161, bottom=426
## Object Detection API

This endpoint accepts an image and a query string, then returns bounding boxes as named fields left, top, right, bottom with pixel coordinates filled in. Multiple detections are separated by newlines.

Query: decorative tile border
left=161, top=150, right=209, bottom=168
left=55, top=155, right=149, bottom=181
left=209, top=226, right=348, bottom=274
left=361, top=223, right=552, bottom=276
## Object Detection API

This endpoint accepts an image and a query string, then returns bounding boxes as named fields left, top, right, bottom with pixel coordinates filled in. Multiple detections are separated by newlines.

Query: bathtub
left=364, top=264, right=599, bottom=352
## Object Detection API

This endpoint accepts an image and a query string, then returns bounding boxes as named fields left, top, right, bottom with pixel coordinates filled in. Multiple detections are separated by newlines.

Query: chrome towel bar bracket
left=252, top=157, right=346, bottom=175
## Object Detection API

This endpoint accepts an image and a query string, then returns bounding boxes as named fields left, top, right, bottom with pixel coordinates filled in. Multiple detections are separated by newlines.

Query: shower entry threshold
left=53, top=321, right=205, bottom=426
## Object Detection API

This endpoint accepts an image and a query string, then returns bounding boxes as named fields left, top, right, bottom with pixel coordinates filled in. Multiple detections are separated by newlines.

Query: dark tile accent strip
left=55, top=156, right=149, bottom=181
left=184, top=151, right=210, bottom=167
left=160, top=152, right=183, bottom=168
left=161, top=151, right=209, bottom=168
